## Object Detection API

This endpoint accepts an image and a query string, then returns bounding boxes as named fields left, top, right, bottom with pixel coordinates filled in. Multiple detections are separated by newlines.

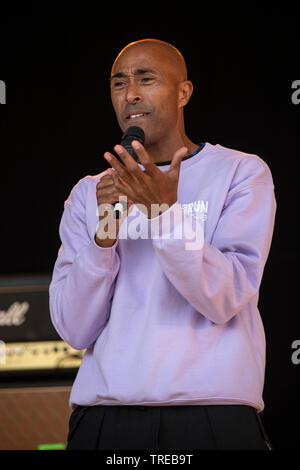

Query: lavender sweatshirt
left=49, top=142, right=276, bottom=411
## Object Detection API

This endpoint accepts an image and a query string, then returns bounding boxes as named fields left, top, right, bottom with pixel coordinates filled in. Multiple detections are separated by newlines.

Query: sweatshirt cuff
left=84, top=234, right=119, bottom=270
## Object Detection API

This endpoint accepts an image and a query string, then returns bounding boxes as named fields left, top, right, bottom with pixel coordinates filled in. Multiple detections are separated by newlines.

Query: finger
left=113, top=144, right=142, bottom=174
left=108, top=167, right=118, bottom=186
left=169, top=146, right=188, bottom=173
left=97, top=170, right=115, bottom=187
left=108, top=169, right=136, bottom=203
left=101, top=177, right=113, bottom=184
left=104, top=151, right=132, bottom=183
left=109, top=167, right=127, bottom=193
left=106, top=168, right=115, bottom=177
left=98, top=172, right=112, bottom=182
left=117, top=178, right=136, bottom=202
left=131, top=141, right=159, bottom=177
left=96, top=180, right=114, bottom=192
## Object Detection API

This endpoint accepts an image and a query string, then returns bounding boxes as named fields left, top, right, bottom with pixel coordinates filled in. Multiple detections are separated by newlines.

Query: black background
left=0, top=3, right=299, bottom=450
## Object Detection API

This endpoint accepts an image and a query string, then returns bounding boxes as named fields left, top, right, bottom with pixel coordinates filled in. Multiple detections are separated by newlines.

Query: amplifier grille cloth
left=0, top=386, right=72, bottom=450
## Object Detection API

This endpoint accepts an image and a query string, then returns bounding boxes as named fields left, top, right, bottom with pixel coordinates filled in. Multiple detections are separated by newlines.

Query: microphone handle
left=112, top=135, right=143, bottom=218
left=112, top=140, right=138, bottom=218
left=112, top=200, right=128, bottom=219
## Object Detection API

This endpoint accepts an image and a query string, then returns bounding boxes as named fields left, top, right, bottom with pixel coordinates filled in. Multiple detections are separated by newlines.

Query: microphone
left=113, top=126, right=145, bottom=219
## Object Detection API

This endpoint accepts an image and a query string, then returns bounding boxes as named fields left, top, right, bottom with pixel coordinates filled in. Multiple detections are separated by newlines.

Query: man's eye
left=141, top=77, right=154, bottom=83
left=113, top=81, right=126, bottom=88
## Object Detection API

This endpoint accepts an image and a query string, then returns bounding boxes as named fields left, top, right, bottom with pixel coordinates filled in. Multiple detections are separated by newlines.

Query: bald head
left=111, top=38, right=188, bottom=82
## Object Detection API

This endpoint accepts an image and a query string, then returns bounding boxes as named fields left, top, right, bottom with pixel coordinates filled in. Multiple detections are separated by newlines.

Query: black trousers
left=66, top=404, right=272, bottom=450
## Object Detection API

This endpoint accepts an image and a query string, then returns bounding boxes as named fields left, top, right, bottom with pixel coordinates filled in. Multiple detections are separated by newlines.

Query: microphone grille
left=122, top=126, right=145, bottom=145
left=120, top=126, right=145, bottom=162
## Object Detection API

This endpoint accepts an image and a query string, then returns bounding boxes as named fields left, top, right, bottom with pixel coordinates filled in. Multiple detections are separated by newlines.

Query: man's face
left=110, top=44, right=182, bottom=146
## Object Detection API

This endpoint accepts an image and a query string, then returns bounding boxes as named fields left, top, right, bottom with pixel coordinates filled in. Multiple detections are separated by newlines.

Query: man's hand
left=104, top=141, right=187, bottom=218
left=95, top=169, right=134, bottom=247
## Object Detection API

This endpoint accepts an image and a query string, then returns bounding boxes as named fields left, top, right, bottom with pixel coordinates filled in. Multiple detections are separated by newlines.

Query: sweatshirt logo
left=181, top=200, right=208, bottom=221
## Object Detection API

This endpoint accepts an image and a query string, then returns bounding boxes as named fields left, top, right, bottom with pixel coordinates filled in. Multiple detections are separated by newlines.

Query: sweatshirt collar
left=137, top=142, right=211, bottom=172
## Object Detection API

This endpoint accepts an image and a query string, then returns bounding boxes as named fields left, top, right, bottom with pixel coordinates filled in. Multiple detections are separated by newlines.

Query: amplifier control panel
left=0, top=341, right=85, bottom=371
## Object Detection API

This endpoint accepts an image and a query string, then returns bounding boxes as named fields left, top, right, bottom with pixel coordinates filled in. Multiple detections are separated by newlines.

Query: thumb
left=169, top=146, right=188, bottom=173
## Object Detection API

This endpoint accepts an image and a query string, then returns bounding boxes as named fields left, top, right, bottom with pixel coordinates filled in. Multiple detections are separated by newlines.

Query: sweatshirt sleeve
left=149, top=155, right=277, bottom=325
left=49, top=177, right=120, bottom=350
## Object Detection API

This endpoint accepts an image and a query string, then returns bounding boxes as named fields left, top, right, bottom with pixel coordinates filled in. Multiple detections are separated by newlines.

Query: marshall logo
left=0, top=302, right=29, bottom=326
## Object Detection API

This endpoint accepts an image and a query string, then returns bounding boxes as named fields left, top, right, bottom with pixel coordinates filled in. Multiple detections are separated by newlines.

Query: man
left=49, top=39, right=276, bottom=450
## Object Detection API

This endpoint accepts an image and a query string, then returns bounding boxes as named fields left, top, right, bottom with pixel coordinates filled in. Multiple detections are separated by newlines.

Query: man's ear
left=178, top=80, right=193, bottom=108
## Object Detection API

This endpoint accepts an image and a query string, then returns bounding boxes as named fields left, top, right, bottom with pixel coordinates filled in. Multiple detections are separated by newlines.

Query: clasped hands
left=104, top=141, right=188, bottom=219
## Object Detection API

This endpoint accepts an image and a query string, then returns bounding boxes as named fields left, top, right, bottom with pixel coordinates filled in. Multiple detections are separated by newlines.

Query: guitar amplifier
left=0, top=274, right=84, bottom=380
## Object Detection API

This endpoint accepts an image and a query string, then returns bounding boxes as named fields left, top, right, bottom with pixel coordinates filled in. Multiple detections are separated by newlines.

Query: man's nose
left=126, top=79, right=142, bottom=104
